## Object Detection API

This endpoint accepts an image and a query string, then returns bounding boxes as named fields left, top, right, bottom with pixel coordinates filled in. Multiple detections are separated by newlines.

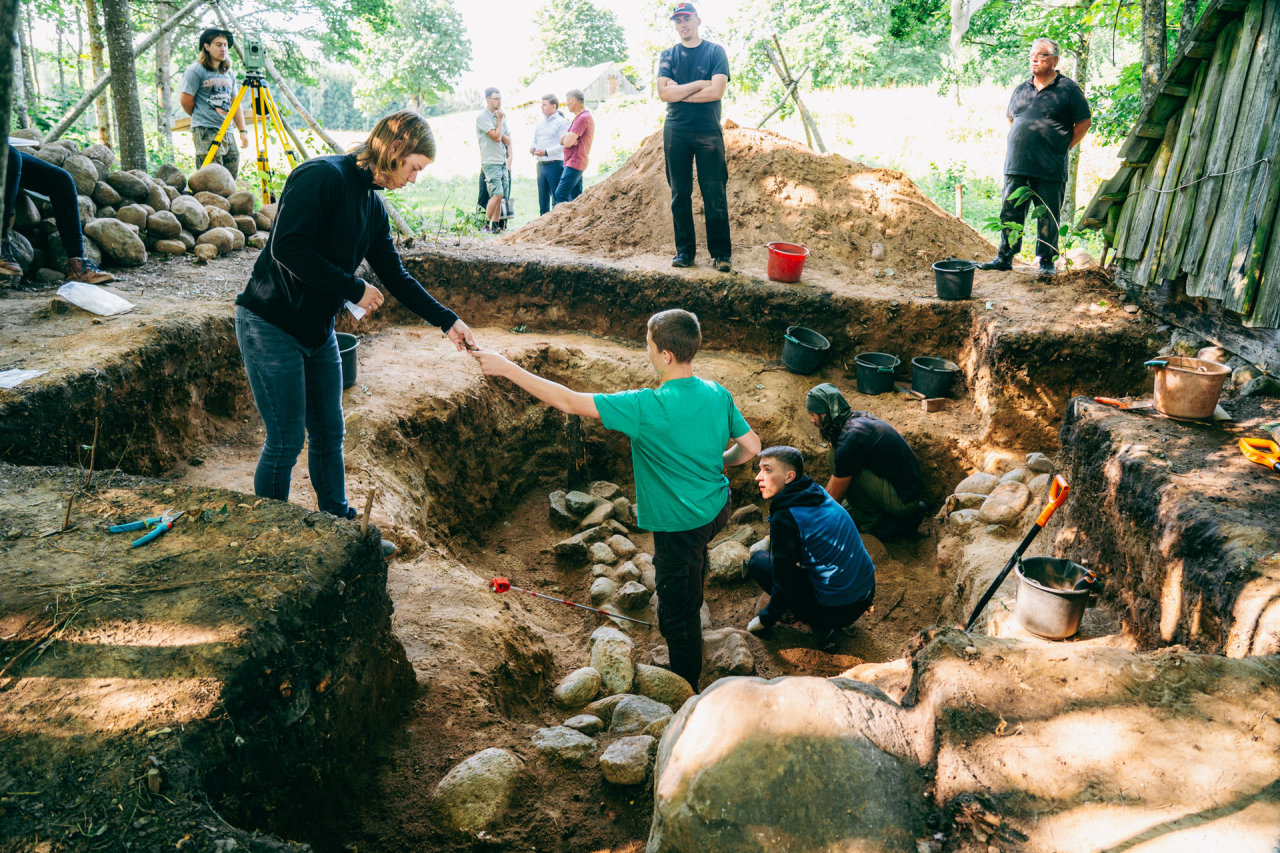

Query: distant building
left=515, top=62, right=639, bottom=109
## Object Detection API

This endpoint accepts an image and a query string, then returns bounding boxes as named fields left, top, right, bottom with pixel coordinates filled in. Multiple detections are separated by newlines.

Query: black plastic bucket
left=933, top=259, right=976, bottom=300
left=336, top=332, right=359, bottom=389
left=911, top=356, right=961, bottom=398
left=854, top=352, right=899, bottom=395
left=1013, top=557, right=1092, bottom=639
left=781, top=325, right=830, bottom=374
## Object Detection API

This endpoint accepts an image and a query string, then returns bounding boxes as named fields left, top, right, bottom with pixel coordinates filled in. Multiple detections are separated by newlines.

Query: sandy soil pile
left=505, top=124, right=993, bottom=275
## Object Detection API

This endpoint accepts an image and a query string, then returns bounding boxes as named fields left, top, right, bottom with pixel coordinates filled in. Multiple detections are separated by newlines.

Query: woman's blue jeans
left=235, top=305, right=351, bottom=517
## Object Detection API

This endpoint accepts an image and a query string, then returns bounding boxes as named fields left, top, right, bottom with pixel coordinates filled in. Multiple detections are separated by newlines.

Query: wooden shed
left=1082, top=0, right=1280, bottom=374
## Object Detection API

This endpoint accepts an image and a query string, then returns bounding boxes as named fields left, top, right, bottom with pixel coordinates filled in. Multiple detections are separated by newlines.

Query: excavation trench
left=10, top=251, right=1271, bottom=853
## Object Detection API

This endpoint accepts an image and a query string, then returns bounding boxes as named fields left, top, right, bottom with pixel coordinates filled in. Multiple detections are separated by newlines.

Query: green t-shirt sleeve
left=728, top=398, right=750, bottom=439
left=594, top=389, right=647, bottom=437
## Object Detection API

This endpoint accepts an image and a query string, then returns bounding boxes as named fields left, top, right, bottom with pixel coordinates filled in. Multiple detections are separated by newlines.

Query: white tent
left=514, top=62, right=639, bottom=108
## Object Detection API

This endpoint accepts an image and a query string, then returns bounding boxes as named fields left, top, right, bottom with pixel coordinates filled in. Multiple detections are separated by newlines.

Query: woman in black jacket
left=234, top=110, right=475, bottom=520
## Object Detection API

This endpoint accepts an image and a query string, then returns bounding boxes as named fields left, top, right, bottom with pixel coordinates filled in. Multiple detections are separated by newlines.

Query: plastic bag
left=55, top=281, right=135, bottom=316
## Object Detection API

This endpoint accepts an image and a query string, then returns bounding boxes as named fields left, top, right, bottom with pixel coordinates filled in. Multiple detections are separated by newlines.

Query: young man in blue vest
left=471, top=309, right=760, bottom=690
left=747, top=445, right=876, bottom=651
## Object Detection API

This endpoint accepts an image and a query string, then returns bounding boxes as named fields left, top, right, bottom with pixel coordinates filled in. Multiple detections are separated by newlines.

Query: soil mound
left=505, top=124, right=993, bottom=276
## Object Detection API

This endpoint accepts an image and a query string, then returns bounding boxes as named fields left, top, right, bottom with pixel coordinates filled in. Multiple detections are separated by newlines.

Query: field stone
left=591, top=563, right=610, bottom=578
left=193, top=243, right=219, bottom=261
left=1025, top=452, right=1054, bottom=473
left=153, top=239, right=187, bottom=255
left=227, top=227, right=246, bottom=251
left=83, top=218, right=146, bottom=266
left=140, top=203, right=156, bottom=216
left=603, top=519, right=629, bottom=536
left=43, top=229, right=73, bottom=271
left=11, top=192, right=39, bottom=228
left=1239, top=375, right=1280, bottom=398
left=91, top=180, right=122, bottom=208
left=1232, top=363, right=1263, bottom=389
left=588, top=480, right=622, bottom=500
left=981, top=450, right=1021, bottom=476
left=197, top=191, right=232, bottom=211
left=34, top=144, right=69, bottom=166
left=563, top=714, right=604, bottom=735
left=170, top=195, right=209, bottom=232
left=633, top=662, right=694, bottom=709
left=999, top=468, right=1028, bottom=485
left=176, top=229, right=196, bottom=251
left=589, top=626, right=635, bottom=695
left=531, top=726, right=597, bottom=765
left=612, top=497, right=637, bottom=527
left=553, top=525, right=610, bottom=561
left=614, top=561, right=641, bottom=584
left=146, top=210, right=182, bottom=238
left=163, top=185, right=179, bottom=202
left=708, top=540, right=751, bottom=584
left=951, top=492, right=987, bottom=510
left=587, top=541, right=617, bottom=565
left=606, top=535, right=637, bottom=560
left=187, top=163, right=236, bottom=196
left=644, top=715, right=672, bottom=739
left=228, top=190, right=255, bottom=215
left=252, top=203, right=277, bottom=230
left=196, top=226, right=239, bottom=256
left=566, top=490, right=602, bottom=516
left=233, top=215, right=257, bottom=238
left=154, top=162, right=186, bottom=190
left=704, top=627, right=755, bottom=676
left=552, top=660, right=601, bottom=706
left=583, top=693, right=630, bottom=725
left=432, top=747, right=524, bottom=835
left=548, top=489, right=576, bottom=530
left=589, top=576, right=617, bottom=605
left=954, top=472, right=998, bottom=496
left=104, top=170, right=149, bottom=200
left=610, top=694, right=672, bottom=735
left=76, top=195, right=96, bottom=224
left=977, top=482, right=1031, bottom=525
left=578, top=501, right=614, bottom=530
left=59, top=155, right=98, bottom=195
left=730, top=504, right=762, bottom=524
left=206, top=206, right=237, bottom=230
left=248, top=231, right=269, bottom=249
left=97, top=205, right=116, bottom=220
left=33, top=267, right=64, bottom=283
left=599, top=735, right=656, bottom=786
left=616, top=581, right=651, bottom=610
left=8, top=231, right=34, bottom=271
left=713, top=524, right=757, bottom=548
left=1027, top=473, right=1051, bottom=494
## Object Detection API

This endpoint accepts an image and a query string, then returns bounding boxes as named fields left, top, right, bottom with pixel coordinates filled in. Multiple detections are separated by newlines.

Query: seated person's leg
left=17, top=152, right=113, bottom=284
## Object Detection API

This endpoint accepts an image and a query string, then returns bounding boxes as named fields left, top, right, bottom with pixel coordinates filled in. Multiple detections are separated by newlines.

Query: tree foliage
left=352, top=0, right=471, bottom=112
left=531, top=0, right=627, bottom=75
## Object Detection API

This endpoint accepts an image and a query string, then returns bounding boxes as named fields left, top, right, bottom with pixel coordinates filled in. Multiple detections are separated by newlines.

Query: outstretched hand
left=447, top=319, right=478, bottom=352
left=469, top=349, right=514, bottom=378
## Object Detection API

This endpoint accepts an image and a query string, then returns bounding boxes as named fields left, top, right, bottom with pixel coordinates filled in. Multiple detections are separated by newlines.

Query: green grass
left=388, top=171, right=611, bottom=235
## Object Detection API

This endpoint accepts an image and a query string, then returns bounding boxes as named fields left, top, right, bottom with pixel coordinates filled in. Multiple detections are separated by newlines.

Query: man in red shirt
left=555, top=88, right=594, bottom=204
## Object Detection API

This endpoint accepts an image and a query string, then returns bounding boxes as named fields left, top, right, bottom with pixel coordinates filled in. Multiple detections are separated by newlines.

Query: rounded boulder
left=62, top=155, right=99, bottom=195
left=104, top=170, right=150, bottom=200
left=187, top=163, right=236, bottom=196
left=170, top=196, right=210, bottom=233
left=84, top=218, right=147, bottom=266
left=147, top=210, right=182, bottom=239
left=432, top=748, right=524, bottom=836
left=228, top=190, right=255, bottom=215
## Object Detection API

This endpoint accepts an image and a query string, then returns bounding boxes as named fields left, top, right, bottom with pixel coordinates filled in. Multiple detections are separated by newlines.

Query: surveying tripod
left=201, top=69, right=300, bottom=205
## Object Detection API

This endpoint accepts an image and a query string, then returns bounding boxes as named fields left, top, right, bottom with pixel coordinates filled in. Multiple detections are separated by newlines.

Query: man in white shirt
left=530, top=95, right=570, bottom=215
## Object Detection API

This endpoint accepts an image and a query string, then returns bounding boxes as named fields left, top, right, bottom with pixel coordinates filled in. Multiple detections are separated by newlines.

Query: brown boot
left=66, top=257, right=115, bottom=285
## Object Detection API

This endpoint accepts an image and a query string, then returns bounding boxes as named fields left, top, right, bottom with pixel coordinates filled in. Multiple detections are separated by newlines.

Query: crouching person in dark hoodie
left=746, top=445, right=875, bottom=651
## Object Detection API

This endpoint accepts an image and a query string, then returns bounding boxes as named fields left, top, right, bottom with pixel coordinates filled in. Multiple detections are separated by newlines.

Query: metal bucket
left=336, top=332, right=359, bottom=390
left=1013, top=557, right=1091, bottom=639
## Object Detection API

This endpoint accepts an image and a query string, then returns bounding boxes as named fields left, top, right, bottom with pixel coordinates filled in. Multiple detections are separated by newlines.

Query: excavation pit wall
left=0, top=253, right=1192, bottom=851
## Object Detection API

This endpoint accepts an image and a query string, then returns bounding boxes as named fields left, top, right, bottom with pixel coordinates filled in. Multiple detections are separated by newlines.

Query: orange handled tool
left=1239, top=438, right=1280, bottom=474
left=966, top=475, right=1071, bottom=632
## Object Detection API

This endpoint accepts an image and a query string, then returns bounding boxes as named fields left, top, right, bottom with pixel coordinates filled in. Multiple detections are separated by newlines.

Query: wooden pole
left=755, top=64, right=809, bottom=128
left=43, top=0, right=206, bottom=143
left=1, top=0, right=19, bottom=199
left=762, top=40, right=826, bottom=153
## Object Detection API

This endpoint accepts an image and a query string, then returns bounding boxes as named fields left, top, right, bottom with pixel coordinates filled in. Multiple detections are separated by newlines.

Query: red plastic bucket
left=766, top=242, right=810, bottom=282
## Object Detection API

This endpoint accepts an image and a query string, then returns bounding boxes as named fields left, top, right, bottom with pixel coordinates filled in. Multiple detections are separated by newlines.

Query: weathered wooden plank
left=1123, top=119, right=1179, bottom=262
left=1184, top=0, right=1265, bottom=276
left=1247, top=201, right=1280, bottom=328
left=1135, top=111, right=1190, bottom=289
left=1164, top=83, right=1193, bottom=97
left=1234, top=101, right=1280, bottom=318
left=1136, top=122, right=1169, bottom=139
left=1082, top=166, right=1137, bottom=225
left=1113, top=179, right=1140, bottom=260
left=1161, top=26, right=1237, bottom=282
left=1199, top=0, right=1280, bottom=303
left=1186, top=41, right=1219, bottom=58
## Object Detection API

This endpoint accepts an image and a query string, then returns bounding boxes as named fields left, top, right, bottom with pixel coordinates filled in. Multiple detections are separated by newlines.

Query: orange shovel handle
left=1035, top=475, right=1070, bottom=527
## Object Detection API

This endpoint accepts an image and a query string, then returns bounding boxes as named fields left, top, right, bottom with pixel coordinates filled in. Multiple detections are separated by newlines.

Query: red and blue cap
left=670, top=2, right=697, bottom=19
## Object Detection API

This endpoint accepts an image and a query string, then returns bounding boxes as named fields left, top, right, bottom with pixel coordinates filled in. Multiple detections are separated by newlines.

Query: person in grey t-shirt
left=475, top=87, right=512, bottom=232
left=180, top=27, right=247, bottom=177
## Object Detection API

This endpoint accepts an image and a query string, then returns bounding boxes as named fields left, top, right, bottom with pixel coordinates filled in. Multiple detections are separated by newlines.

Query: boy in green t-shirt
left=471, top=309, right=760, bottom=691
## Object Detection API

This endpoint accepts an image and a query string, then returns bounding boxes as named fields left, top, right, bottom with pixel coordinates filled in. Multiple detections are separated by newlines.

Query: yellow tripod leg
left=262, top=88, right=301, bottom=169
left=201, top=84, right=251, bottom=168
left=252, top=86, right=273, bottom=206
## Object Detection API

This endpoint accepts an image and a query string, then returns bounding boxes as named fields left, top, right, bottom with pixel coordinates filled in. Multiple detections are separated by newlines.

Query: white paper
left=55, top=281, right=135, bottom=316
left=344, top=300, right=366, bottom=320
left=0, top=368, right=47, bottom=389
left=6, top=136, right=38, bottom=148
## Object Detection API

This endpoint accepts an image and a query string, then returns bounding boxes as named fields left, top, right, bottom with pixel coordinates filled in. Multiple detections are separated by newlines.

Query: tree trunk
left=1180, top=0, right=1198, bottom=49
left=18, top=4, right=37, bottom=103
left=100, top=0, right=146, bottom=169
left=155, top=0, right=173, bottom=155
left=1064, top=33, right=1090, bottom=225
left=85, top=0, right=112, bottom=146
left=75, top=4, right=84, bottom=91
left=1141, top=0, right=1167, bottom=109
left=12, top=40, right=31, bottom=127
left=56, top=26, right=65, bottom=94
left=1, top=0, right=20, bottom=204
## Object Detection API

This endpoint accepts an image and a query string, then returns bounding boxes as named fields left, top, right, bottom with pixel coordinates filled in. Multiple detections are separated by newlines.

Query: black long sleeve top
left=236, top=154, right=458, bottom=347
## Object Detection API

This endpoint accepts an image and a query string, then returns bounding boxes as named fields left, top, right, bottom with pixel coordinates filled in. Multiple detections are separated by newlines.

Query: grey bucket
left=911, top=356, right=961, bottom=398
left=1013, top=557, right=1091, bottom=639
left=336, top=332, right=359, bottom=390
left=854, top=352, right=899, bottom=395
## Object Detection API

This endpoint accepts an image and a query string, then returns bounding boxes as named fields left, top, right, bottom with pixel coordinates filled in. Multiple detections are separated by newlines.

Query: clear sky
left=455, top=0, right=740, bottom=92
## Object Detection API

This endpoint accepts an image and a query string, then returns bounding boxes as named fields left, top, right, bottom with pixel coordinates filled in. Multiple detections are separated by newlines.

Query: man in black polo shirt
left=979, top=37, right=1091, bottom=278
left=656, top=2, right=732, bottom=273
left=806, top=383, right=927, bottom=540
